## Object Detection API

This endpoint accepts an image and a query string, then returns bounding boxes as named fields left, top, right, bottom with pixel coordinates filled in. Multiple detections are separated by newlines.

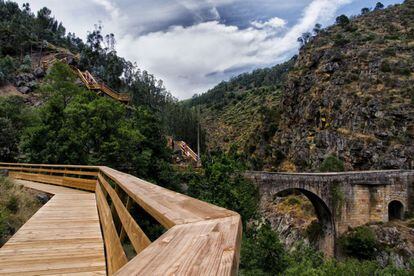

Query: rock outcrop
left=271, top=1, right=414, bottom=171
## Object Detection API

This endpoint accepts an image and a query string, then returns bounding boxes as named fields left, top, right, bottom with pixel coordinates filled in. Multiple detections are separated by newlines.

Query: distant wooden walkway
left=0, top=180, right=106, bottom=275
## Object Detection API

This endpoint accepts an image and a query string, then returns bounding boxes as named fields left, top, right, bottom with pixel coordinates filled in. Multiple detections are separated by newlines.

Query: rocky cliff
left=191, top=0, right=414, bottom=172
left=273, top=0, right=414, bottom=171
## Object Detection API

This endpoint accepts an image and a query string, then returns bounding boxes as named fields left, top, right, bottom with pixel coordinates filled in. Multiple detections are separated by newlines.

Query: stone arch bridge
left=245, top=170, right=414, bottom=257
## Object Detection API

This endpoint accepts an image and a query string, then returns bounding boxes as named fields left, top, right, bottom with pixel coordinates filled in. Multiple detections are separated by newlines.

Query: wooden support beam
left=99, top=174, right=151, bottom=254
left=96, top=183, right=128, bottom=275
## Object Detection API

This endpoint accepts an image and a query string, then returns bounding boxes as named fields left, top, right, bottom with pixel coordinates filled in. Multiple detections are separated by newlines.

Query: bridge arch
left=271, top=186, right=336, bottom=257
left=388, top=200, right=404, bottom=220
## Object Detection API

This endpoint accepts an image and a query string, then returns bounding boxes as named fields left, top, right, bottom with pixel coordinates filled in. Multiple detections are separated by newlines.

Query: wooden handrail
left=177, top=141, right=199, bottom=162
left=42, top=56, right=131, bottom=104
left=0, top=162, right=241, bottom=275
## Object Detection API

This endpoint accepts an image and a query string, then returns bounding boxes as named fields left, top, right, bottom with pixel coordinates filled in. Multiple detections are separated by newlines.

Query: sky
left=16, top=0, right=404, bottom=99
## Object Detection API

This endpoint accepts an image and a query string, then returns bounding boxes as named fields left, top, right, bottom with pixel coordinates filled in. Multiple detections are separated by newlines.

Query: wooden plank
left=119, top=197, right=133, bottom=242
left=96, top=183, right=128, bottom=275
left=100, top=166, right=237, bottom=229
left=115, top=215, right=242, bottom=276
left=0, top=181, right=106, bottom=276
left=98, top=174, right=151, bottom=254
left=15, top=179, right=89, bottom=195
left=9, top=172, right=96, bottom=192
left=0, top=162, right=100, bottom=169
left=0, top=166, right=98, bottom=176
left=2, top=164, right=243, bottom=275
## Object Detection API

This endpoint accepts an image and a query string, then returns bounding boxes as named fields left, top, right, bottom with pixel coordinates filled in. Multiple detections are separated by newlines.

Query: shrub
left=306, top=220, right=324, bottom=242
left=383, top=46, right=397, bottom=56
left=286, top=195, right=302, bottom=206
left=0, top=55, right=16, bottom=84
left=187, top=152, right=259, bottom=222
left=375, top=2, right=385, bottom=10
left=240, top=222, right=287, bottom=275
left=6, top=195, right=19, bottom=212
left=0, top=209, right=8, bottom=238
left=393, top=61, right=411, bottom=76
left=339, top=226, right=379, bottom=260
left=319, top=155, right=345, bottom=172
left=333, top=34, right=350, bottom=46
left=19, top=55, right=32, bottom=73
left=361, top=7, right=370, bottom=15
left=380, top=60, right=392, bottom=72
left=336, top=15, right=350, bottom=27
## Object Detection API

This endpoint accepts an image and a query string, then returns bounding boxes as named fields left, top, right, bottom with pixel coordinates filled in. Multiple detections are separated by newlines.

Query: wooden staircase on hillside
left=73, top=67, right=131, bottom=103
left=40, top=44, right=131, bottom=104
left=168, top=137, right=201, bottom=167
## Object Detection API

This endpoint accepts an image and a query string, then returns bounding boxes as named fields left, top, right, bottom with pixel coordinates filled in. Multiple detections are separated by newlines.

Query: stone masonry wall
left=245, top=170, right=414, bottom=255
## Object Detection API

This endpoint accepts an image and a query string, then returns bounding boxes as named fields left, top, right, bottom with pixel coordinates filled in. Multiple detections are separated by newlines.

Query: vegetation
left=336, top=15, right=350, bottom=27
left=188, top=0, right=414, bottom=172
left=319, top=155, right=345, bottom=172
left=0, top=177, right=43, bottom=246
left=15, top=62, right=177, bottom=189
left=186, top=152, right=259, bottom=223
left=0, top=96, right=35, bottom=162
left=0, top=1, right=201, bottom=149
left=339, top=226, right=379, bottom=260
left=0, top=1, right=413, bottom=274
left=240, top=222, right=287, bottom=275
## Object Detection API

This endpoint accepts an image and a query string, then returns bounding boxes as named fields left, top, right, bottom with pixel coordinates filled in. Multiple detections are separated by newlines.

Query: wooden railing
left=177, top=141, right=199, bottom=162
left=42, top=56, right=131, bottom=104
left=0, top=162, right=241, bottom=275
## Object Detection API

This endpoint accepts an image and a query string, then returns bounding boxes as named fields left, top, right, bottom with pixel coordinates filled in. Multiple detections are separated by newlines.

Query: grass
left=0, top=177, right=45, bottom=247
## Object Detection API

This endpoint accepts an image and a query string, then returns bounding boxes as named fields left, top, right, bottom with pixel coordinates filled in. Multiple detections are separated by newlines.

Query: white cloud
left=117, top=0, right=354, bottom=99
left=251, top=17, right=287, bottom=29
left=17, top=0, right=356, bottom=99
left=91, top=0, right=120, bottom=18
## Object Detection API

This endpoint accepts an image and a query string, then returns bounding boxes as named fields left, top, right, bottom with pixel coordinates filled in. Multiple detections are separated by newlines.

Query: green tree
left=0, top=96, right=34, bottom=161
left=375, top=2, right=385, bottom=10
left=319, top=155, right=345, bottom=172
left=20, top=62, right=176, bottom=189
left=339, top=226, right=378, bottom=260
left=313, top=23, right=322, bottom=34
left=0, top=56, right=16, bottom=84
left=187, top=152, right=259, bottom=222
left=39, top=61, right=82, bottom=105
left=240, top=223, right=287, bottom=275
left=336, top=14, right=350, bottom=27
left=361, top=7, right=371, bottom=15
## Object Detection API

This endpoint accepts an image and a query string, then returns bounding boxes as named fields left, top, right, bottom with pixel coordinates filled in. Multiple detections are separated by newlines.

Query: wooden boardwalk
left=0, top=180, right=106, bottom=275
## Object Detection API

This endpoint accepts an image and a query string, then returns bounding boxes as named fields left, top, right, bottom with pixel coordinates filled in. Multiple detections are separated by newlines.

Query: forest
left=0, top=1, right=413, bottom=275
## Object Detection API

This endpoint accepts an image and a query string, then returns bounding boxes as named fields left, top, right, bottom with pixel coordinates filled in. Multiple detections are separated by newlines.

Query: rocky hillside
left=187, top=59, right=293, bottom=168
left=191, top=0, right=414, bottom=171
left=274, top=0, right=414, bottom=171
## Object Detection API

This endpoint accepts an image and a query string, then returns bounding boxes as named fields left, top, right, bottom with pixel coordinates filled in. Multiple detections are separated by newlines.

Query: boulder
left=17, top=86, right=31, bottom=94
left=27, top=81, right=37, bottom=89
left=15, top=73, right=35, bottom=87
left=322, top=62, right=340, bottom=73
left=36, top=193, right=50, bottom=204
left=33, top=67, right=45, bottom=78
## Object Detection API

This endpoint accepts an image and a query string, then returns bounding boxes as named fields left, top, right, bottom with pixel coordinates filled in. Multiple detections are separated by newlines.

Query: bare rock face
left=33, top=67, right=45, bottom=78
left=370, top=222, right=414, bottom=269
left=259, top=194, right=316, bottom=250
left=17, top=86, right=30, bottom=94
left=14, top=73, right=36, bottom=93
left=269, top=2, right=414, bottom=171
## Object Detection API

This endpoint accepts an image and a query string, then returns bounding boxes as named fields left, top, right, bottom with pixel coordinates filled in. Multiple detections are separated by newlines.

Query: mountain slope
left=188, top=60, right=293, bottom=166
left=274, top=0, right=414, bottom=171
left=191, top=0, right=414, bottom=171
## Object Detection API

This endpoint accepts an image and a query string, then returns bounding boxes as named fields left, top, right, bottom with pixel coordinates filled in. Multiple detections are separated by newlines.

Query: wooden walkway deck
left=0, top=180, right=106, bottom=275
